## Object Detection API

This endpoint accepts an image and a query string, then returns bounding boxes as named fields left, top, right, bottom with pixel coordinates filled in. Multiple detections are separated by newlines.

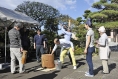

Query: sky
left=0, top=0, right=100, bottom=20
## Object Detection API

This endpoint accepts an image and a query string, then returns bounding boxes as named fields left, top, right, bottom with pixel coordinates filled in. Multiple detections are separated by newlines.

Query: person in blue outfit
left=84, top=18, right=95, bottom=77
left=34, top=29, right=46, bottom=63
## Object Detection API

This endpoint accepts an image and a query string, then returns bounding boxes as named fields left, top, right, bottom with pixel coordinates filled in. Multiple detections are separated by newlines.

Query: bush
left=74, top=45, right=84, bottom=55
left=74, top=45, right=99, bottom=55
left=95, top=47, right=99, bottom=54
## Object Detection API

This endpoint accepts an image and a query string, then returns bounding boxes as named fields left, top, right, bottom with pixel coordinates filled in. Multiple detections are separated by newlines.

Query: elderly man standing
left=51, top=38, right=77, bottom=69
left=8, top=22, right=26, bottom=74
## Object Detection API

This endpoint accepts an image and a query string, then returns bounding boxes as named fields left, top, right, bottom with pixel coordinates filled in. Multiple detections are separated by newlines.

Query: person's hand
left=51, top=52, right=53, bottom=55
left=44, top=45, right=46, bottom=48
left=34, top=46, right=36, bottom=49
left=94, top=40, right=98, bottom=44
left=20, top=47, right=23, bottom=52
left=84, top=49, right=87, bottom=54
left=72, top=48, right=74, bottom=52
left=96, top=44, right=99, bottom=48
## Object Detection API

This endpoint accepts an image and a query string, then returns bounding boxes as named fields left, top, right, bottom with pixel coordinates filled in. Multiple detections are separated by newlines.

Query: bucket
left=54, top=60, right=62, bottom=70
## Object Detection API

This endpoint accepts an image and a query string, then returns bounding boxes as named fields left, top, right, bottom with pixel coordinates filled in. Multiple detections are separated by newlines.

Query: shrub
left=74, top=45, right=84, bottom=55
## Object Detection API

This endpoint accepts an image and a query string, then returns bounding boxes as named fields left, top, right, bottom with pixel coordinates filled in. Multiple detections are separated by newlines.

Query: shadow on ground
left=94, top=63, right=116, bottom=75
left=29, top=71, right=60, bottom=79
left=76, top=58, right=86, bottom=68
left=62, top=58, right=86, bottom=69
left=0, top=67, right=10, bottom=73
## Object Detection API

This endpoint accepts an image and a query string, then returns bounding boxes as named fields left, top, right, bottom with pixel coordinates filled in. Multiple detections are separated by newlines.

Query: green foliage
left=93, top=29, right=99, bottom=40
left=100, top=0, right=107, bottom=3
left=59, top=14, right=78, bottom=26
left=59, top=14, right=69, bottom=23
left=92, top=2, right=103, bottom=9
left=93, top=21, right=118, bottom=29
left=88, top=12, right=98, bottom=18
left=111, top=0, right=118, bottom=3
left=0, top=27, right=5, bottom=45
left=41, top=30, right=57, bottom=47
left=90, top=13, right=108, bottom=19
left=72, top=24, right=86, bottom=50
left=76, top=17, right=82, bottom=25
left=83, top=10, right=91, bottom=19
left=84, top=10, right=91, bottom=13
left=101, top=10, right=118, bottom=16
left=89, top=0, right=118, bottom=29
left=73, top=24, right=86, bottom=42
left=103, top=3, right=118, bottom=10
left=95, top=48, right=99, bottom=54
left=44, top=18, right=58, bottom=33
left=74, top=45, right=84, bottom=55
left=15, top=1, right=60, bottom=32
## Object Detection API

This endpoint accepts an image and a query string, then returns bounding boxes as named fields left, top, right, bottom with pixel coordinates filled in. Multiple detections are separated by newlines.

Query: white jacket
left=52, top=39, right=74, bottom=52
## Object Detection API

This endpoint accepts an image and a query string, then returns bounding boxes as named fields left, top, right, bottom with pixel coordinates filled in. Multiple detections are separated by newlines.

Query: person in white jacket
left=51, top=38, right=77, bottom=69
left=97, top=26, right=110, bottom=74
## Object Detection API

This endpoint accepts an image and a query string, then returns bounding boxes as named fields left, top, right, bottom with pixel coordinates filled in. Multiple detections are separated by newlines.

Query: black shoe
left=11, top=71, right=18, bottom=74
left=61, top=64, right=65, bottom=68
left=12, top=72, right=16, bottom=74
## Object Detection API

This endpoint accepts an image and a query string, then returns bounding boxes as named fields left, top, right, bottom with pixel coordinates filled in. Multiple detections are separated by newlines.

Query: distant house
left=106, top=29, right=118, bottom=42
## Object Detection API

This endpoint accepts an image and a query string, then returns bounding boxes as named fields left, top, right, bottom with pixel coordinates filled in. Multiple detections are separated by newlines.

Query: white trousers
left=102, top=59, right=109, bottom=73
left=10, top=48, right=25, bottom=73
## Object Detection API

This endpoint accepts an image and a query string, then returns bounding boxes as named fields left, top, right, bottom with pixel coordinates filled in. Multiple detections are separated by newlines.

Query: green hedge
left=74, top=45, right=84, bottom=55
left=74, top=45, right=99, bottom=55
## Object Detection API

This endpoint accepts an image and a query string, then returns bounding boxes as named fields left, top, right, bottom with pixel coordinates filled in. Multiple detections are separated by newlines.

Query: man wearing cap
left=97, top=26, right=110, bottom=74
left=8, top=22, right=26, bottom=74
left=51, top=38, right=77, bottom=69
left=84, top=18, right=95, bottom=77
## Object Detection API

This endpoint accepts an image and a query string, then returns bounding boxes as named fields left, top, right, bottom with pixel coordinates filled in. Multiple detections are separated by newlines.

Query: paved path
left=63, top=52, right=118, bottom=79
left=0, top=52, right=118, bottom=79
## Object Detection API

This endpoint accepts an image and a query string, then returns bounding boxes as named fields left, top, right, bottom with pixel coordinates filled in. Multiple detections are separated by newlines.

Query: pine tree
left=88, top=0, right=118, bottom=29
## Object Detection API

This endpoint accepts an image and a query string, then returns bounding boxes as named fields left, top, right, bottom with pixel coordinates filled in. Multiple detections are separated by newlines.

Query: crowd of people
left=8, top=20, right=111, bottom=77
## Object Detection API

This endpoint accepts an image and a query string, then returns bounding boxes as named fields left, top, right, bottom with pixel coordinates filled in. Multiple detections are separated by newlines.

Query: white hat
left=98, top=26, right=106, bottom=32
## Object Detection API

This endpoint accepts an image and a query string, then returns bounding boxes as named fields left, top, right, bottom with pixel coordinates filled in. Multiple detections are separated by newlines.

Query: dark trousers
left=86, top=46, right=95, bottom=75
left=36, top=45, right=44, bottom=61
left=67, top=51, right=72, bottom=63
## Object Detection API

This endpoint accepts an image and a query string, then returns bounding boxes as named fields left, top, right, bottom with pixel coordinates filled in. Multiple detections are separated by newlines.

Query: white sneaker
left=85, top=71, right=89, bottom=74
left=85, top=73, right=94, bottom=77
left=73, top=66, right=77, bottom=69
